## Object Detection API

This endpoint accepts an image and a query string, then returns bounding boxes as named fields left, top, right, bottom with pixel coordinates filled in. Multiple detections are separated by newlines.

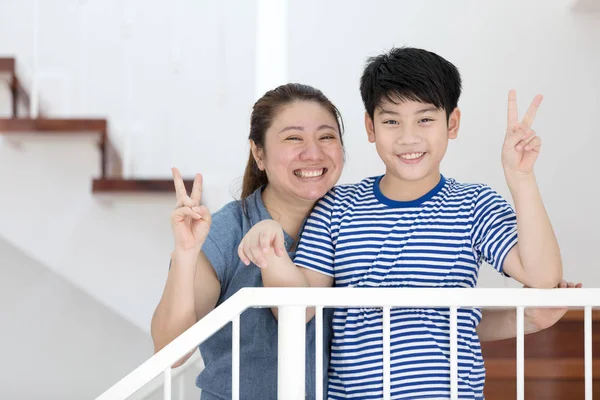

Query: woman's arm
left=151, top=168, right=217, bottom=367
left=151, top=251, right=220, bottom=367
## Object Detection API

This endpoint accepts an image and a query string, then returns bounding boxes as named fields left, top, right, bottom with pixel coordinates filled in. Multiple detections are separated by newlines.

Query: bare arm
left=237, top=220, right=333, bottom=321
left=478, top=280, right=581, bottom=342
left=151, top=251, right=220, bottom=367
left=151, top=168, right=217, bottom=368
left=501, top=176, right=562, bottom=287
left=501, top=91, right=562, bottom=288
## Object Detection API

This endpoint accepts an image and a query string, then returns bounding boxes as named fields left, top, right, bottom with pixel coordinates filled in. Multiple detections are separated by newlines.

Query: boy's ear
left=250, top=140, right=265, bottom=171
left=365, top=112, right=376, bottom=143
left=448, top=107, right=461, bottom=140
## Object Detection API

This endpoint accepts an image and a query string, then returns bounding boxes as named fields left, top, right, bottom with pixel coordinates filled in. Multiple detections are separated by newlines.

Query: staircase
left=0, top=56, right=204, bottom=332
left=0, top=57, right=194, bottom=192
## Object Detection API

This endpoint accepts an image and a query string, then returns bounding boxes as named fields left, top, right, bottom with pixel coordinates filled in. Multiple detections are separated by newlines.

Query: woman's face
left=253, top=101, right=344, bottom=203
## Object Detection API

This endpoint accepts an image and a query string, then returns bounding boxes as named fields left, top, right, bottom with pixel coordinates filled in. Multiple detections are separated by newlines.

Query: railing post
left=163, top=368, right=171, bottom=400
left=517, top=307, right=524, bottom=400
left=450, top=307, right=458, bottom=400
left=383, top=306, right=391, bottom=400
left=278, top=306, right=306, bottom=400
left=585, top=306, right=593, bottom=399
left=315, top=306, right=324, bottom=400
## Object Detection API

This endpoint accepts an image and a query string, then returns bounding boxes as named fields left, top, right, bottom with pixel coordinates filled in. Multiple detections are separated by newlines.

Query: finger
left=557, top=280, right=567, bottom=288
left=172, top=207, right=202, bottom=222
left=251, top=230, right=269, bottom=267
left=247, top=245, right=267, bottom=268
left=171, top=168, right=188, bottom=202
left=507, top=89, right=518, bottom=127
left=576, top=283, right=583, bottom=288
left=243, top=241, right=255, bottom=266
left=190, top=173, right=203, bottom=205
left=523, top=136, right=542, bottom=152
left=515, top=130, right=537, bottom=151
left=258, top=231, right=269, bottom=252
left=274, top=231, right=286, bottom=257
left=521, top=94, right=544, bottom=128
left=506, top=124, right=529, bottom=149
left=192, top=206, right=210, bottom=219
left=237, top=242, right=250, bottom=266
left=567, top=282, right=576, bottom=288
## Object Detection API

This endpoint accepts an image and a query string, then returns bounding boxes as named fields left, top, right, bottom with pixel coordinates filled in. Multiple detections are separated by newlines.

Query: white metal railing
left=96, top=288, right=599, bottom=400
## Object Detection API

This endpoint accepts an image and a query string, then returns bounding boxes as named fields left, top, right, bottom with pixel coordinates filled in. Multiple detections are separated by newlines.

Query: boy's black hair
left=360, top=47, right=462, bottom=121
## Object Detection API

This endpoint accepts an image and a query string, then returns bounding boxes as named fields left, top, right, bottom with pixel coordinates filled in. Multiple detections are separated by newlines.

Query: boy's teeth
left=295, top=169, right=325, bottom=178
left=400, top=152, right=424, bottom=160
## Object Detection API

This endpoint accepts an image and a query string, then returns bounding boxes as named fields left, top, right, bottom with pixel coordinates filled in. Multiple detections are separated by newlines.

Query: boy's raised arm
left=500, top=90, right=563, bottom=288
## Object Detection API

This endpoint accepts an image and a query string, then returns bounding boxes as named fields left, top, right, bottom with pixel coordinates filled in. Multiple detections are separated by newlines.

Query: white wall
left=0, top=235, right=166, bottom=400
left=287, top=0, right=600, bottom=287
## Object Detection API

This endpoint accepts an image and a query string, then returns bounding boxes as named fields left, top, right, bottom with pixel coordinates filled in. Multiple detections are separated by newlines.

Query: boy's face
left=365, top=99, right=460, bottom=185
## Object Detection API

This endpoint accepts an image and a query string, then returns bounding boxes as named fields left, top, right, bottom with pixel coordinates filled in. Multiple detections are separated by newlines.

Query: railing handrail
left=95, top=287, right=600, bottom=400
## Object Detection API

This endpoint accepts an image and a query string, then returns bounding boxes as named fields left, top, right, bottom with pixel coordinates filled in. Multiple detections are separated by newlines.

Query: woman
left=151, top=83, right=578, bottom=399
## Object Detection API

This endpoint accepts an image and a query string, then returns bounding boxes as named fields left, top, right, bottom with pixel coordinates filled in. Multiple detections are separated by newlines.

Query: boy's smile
left=398, top=151, right=426, bottom=164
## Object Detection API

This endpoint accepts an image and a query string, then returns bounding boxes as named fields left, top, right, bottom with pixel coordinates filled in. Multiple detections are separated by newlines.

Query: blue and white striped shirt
left=294, top=175, right=518, bottom=399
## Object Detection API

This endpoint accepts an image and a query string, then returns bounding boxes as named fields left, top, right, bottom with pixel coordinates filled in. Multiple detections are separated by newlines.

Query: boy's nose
left=397, top=129, right=420, bottom=144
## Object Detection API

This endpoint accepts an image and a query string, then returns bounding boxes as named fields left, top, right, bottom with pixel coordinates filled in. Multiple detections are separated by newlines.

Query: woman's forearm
left=151, top=250, right=199, bottom=353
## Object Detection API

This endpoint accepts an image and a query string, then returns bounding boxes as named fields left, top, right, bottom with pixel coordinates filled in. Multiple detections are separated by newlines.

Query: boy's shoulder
left=443, top=177, right=500, bottom=200
left=323, top=176, right=379, bottom=204
left=331, top=176, right=379, bottom=196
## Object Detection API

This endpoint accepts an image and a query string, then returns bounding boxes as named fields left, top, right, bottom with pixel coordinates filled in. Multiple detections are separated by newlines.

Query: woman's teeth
left=399, top=152, right=424, bottom=160
left=294, top=169, right=325, bottom=178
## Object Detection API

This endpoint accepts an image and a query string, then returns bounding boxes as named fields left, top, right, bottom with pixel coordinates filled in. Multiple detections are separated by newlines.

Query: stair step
left=92, top=179, right=194, bottom=193
left=0, top=118, right=107, bottom=133
left=0, top=57, right=15, bottom=73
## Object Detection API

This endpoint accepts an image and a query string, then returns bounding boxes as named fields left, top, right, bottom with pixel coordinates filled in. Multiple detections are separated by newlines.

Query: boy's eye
left=419, top=118, right=434, bottom=124
left=383, top=120, right=398, bottom=125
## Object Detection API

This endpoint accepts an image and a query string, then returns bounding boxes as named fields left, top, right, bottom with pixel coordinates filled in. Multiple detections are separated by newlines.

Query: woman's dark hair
left=241, top=83, right=344, bottom=199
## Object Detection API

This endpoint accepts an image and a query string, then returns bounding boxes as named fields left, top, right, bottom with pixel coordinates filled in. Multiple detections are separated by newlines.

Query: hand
left=237, top=220, right=286, bottom=268
left=170, top=167, right=211, bottom=254
left=502, top=90, right=544, bottom=177
left=524, top=279, right=583, bottom=331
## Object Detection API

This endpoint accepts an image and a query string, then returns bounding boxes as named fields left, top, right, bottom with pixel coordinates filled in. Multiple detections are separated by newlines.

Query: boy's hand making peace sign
left=502, top=90, right=544, bottom=178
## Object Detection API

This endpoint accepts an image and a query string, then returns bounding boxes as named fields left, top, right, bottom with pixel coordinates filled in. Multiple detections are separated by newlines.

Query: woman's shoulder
left=208, top=199, right=245, bottom=238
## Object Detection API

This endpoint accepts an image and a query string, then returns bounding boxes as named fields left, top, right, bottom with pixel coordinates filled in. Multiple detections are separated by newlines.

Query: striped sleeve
left=471, top=186, right=518, bottom=273
left=294, top=189, right=336, bottom=277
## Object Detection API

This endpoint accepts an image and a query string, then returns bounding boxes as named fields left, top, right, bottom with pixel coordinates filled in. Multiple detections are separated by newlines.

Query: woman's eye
left=286, top=136, right=302, bottom=141
left=321, top=135, right=336, bottom=140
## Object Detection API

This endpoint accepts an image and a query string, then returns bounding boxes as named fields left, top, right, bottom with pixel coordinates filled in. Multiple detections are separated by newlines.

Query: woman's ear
left=448, top=107, right=461, bottom=140
left=250, top=140, right=265, bottom=171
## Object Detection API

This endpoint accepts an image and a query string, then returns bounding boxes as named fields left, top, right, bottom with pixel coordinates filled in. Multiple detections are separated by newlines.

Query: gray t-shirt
left=196, top=187, right=332, bottom=400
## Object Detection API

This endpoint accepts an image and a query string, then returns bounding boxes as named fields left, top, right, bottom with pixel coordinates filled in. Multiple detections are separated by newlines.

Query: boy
left=239, top=47, right=562, bottom=399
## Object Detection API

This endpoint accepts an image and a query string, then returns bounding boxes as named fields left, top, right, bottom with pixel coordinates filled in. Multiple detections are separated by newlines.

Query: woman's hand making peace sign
left=170, top=168, right=212, bottom=254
